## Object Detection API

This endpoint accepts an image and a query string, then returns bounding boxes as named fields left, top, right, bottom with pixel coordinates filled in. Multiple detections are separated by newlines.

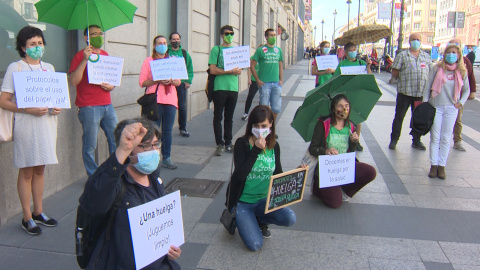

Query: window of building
left=415, top=0, right=422, bottom=3
left=414, top=23, right=421, bottom=29
left=414, top=10, right=422, bottom=16
left=428, top=36, right=433, bottom=43
left=430, top=10, right=436, bottom=16
left=430, top=0, right=436, bottom=3
left=429, top=22, right=435, bottom=29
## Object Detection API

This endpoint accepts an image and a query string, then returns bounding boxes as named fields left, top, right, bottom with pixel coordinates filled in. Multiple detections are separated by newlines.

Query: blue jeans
left=78, top=105, right=118, bottom=176
left=176, top=83, right=187, bottom=131
left=155, top=104, right=177, bottom=159
left=259, top=82, right=282, bottom=114
left=235, top=198, right=296, bottom=251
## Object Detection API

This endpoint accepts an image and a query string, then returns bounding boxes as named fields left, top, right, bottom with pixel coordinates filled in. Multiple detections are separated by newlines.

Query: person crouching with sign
left=225, top=105, right=296, bottom=251
left=78, top=118, right=181, bottom=269
left=308, top=95, right=376, bottom=208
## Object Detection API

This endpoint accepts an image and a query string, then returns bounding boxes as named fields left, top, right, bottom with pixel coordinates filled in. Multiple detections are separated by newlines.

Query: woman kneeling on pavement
left=309, top=94, right=376, bottom=208
left=225, top=105, right=296, bottom=251
left=423, top=43, right=470, bottom=179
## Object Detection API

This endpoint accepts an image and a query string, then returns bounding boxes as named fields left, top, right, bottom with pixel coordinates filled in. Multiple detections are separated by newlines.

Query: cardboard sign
left=150, top=58, right=188, bottom=80
left=87, top=55, right=124, bottom=86
left=13, top=71, right=70, bottom=108
left=315, top=55, right=339, bottom=70
left=340, top=66, right=368, bottom=75
left=223, top=45, right=250, bottom=71
left=265, top=167, right=308, bottom=214
left=127, top=190, right=184, bottom=270
left=318, top=152, right=356, bottom=188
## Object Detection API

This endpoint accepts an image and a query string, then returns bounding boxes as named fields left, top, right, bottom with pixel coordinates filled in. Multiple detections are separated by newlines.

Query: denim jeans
left=155, top=104, right=177, bottom=159
left=259, top=82, right=282, bottom=113
left=390, top=93, right=423, bottom=142
left=78, top=104, right=118, bottom=176
left=235, top=198, right=296, bottom=251
left=212, top=90, right=238, bottom=146
left=176, top=83, right=187, bottom=131
left=430, top=105, right=458, bottom=166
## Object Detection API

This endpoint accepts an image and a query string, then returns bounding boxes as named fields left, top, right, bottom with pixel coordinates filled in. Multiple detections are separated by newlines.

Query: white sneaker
left=453, top=141, right=466, bottom=151
left=341, top=189, right=350, bottom=202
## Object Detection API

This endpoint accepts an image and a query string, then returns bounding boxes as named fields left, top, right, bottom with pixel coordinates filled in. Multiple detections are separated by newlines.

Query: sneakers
left=22, top=219, right=42, bottom=235
left=214, top=145, right=223, bottom=156
left=241, top=113, right=249, bottom=121
left=412, top=140, right=426, bottom=150
left=225, top=145, right=233, bottom=153
left=32, top=212, right=58, bottom=227
left=356, top=142, right=364, bottom=151
left=453, top=141, right=466, bottom=151
left=259, top=224, right=271, bottom=239
left=388, top=140, right=397, bottom=150
left=161, top=157, right=177, bottom=169
left=180, top=129, right=190, bottom=137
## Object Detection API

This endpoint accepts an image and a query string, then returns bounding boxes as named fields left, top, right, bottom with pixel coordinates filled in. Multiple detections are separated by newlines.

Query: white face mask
left=252, top=127, right=271, bottom=138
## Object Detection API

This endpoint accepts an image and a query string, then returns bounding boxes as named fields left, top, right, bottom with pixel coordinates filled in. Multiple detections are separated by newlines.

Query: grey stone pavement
left=2, top=60, right=480, bottom=270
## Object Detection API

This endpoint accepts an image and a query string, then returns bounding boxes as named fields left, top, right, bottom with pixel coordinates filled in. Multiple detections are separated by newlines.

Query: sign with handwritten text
left=315, top=55, right=339, bottom=70
left=318, top=152, right=356, bottom=188
left=149, top=58, right=188, bottom=80
left=223, top=45, right=250, bottom=71
left=340, top=66, right=367, bottom=75
left=87, top=55, right=124, bottom=86
left=13, top=71, right=70, bottom=108
left=265, top=167, right=308, bottom=214
left=127, top=190, right=184, bottom=270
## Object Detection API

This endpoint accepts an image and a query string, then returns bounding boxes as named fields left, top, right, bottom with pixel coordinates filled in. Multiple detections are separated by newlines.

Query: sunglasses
left=224, top=32, right=234, bottom=36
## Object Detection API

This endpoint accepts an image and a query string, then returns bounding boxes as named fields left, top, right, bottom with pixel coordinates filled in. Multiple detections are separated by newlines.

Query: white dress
left=1, top=60, right=58, bottom=168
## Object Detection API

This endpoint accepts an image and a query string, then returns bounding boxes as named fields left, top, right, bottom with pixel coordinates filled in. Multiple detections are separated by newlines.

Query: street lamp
left=347, top=0, right=352, bottom=31
left=332, top=9, right=337, bottom=45
left=321, top=19, right=325, bottom=43
left=314, top=25, right=317, bottom=48
left=358, top=0, right=361, bottom=26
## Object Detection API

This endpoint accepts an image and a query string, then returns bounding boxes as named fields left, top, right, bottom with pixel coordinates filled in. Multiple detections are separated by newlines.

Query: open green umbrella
left=34, top=0, right=137, bottom=32
left=291, top=74, right=382, bottom=142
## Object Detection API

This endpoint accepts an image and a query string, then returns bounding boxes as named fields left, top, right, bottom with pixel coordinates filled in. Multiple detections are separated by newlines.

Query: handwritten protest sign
left=150, top=58, right=188, bottom=81
left=13, top=71, right=70, bottom=108
left=223, top=45, right=250, bottom=71
left=127, top=190, right=184, bottom=270
left=87, top=55, right=124, bottom=86
left=340, top=66, right=367, bottom=75
left=315, top=55, right=339, bottom=70
left=318, top=152, right=356, bottom=188
left=265, top=167, right=308, bottom=214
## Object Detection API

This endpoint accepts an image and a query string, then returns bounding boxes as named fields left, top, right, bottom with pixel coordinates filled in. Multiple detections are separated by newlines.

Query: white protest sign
left=318, top=152, right=356, bottom=188
left=150, top=58, right=188, bottom=80
left=13, top=71, right=70, bottom=109
left=315, top=55, right=339, bottom=70
left=127, top=190, right=184, bottom=270
left=340, top=66, right=368, bottom=75
left=223, top=45, right=250, bottom=71
left=87, top=55, right=124, bottom=86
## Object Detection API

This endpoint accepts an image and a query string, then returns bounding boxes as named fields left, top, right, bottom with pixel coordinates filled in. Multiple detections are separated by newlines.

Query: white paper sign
left=318, top=152, right=356, bottom=188
left=315, top=55, right=339, bottom=70
left=223, top=45, right=250, bottom=71
left=127, top=190, right=184, bottom=270
left=150, top=58, right=188, bottom=80
left=340, top=66, right=368, bottom=75
left=13, top=71, right=70, bottom=108
left=87, top=55, right=124, bottom=86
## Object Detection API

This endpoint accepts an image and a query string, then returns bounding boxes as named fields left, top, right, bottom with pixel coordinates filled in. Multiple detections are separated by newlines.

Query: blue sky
left=310, top=0, right=365, bottom=46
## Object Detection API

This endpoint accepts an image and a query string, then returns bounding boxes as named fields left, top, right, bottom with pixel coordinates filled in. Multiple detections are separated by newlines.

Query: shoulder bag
left=137, top=84, right=161, bottom=121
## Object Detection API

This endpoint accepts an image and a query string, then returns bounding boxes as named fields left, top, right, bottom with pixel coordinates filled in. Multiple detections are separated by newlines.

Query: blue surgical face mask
left=133, top=150, right=160, bottom=175
left=410, top=40, right=421, bottom=50
left=445, top=53, right=458, bottom=64
left=26, top=46, right=44, bottom=60
left=155, top=44, right=168, bottom=54
left=322, top=48, right=330, bottom=55
left=347, top=51, right=357, bottom=60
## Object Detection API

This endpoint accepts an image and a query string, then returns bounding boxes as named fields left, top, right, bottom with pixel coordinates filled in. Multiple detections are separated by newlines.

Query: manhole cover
left=164, top=178, right=225, bottom=198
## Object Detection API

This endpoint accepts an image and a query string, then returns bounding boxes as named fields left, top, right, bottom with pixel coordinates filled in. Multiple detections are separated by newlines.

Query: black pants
left=390, top=93, right=422, bottom=142
left=244, top=83, right=259, bottom=114
left=213, top=90, right=238, bottom=146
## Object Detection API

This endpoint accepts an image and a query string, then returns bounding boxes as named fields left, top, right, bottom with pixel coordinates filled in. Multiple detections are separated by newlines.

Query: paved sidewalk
left=1, top=60, right=480, bottom=270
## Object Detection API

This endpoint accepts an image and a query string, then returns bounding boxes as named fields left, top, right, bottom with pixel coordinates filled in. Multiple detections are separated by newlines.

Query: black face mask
left=171, top=42, right=180, bottom=48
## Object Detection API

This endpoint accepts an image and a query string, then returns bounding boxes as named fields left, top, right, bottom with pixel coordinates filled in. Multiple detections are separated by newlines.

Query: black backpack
left=75, top=180, right=126, bottom=269
left=205, top=46, right=221, bottom=103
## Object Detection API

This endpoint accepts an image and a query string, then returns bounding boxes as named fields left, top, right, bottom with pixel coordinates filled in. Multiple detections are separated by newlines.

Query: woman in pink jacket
left=139, top=35, right=181, bottom=169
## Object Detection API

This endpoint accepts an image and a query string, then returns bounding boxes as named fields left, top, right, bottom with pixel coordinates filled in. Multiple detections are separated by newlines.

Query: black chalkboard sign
left=265, top=167, right=308, bottom=214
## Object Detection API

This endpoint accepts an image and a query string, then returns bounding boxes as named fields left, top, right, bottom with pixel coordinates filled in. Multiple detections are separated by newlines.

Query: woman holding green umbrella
left=308, top=94, right=376, bottom=208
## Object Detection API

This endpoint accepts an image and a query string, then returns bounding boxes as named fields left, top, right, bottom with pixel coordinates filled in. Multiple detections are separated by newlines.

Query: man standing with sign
left=78, top=117, right=181, bottom=269
left=251, top=29, right=284, bottom=122
left=69, top=25, right=118, bottom=176
left=209, top=25, right=242, bottom=156
left=168, top=32, right=194, bottom=138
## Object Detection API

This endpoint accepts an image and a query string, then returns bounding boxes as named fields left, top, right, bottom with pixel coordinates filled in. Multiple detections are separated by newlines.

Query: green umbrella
left=291, top=74, right=382, bottom=142
left=34, top=0, right=137, bottom=32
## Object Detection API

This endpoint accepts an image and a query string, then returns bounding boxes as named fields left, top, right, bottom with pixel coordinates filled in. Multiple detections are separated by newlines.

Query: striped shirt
left=392, top=49, right=432, bottom=97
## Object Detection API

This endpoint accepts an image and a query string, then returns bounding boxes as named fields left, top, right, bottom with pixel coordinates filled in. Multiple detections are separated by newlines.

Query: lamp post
left=332, top=9, right=337, bottom=45
left=358, top=0, right=361, bottom=26
left=397, top=0, right=405, bottom=52
left=321, top=19, right=324, bottom=43
left=314, top=25, right=317, bottom=48
left=347, top=0, right=352, bottom=31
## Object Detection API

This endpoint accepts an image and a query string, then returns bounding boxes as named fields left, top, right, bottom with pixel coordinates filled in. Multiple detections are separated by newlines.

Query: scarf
left=431, top=63, right=463, bottom=102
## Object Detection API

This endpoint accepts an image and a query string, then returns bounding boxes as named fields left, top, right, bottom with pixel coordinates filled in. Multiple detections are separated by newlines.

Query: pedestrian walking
left=466, top=45, right=476, bottom=65
left=242, top=56, right=259, bottom=121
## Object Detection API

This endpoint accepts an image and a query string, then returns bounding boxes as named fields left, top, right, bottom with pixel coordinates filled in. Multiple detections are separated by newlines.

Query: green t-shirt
left=326, top=125, right=350, bottom=154
left=251, top=56, right=259, bottom=82
left=252, top=45, right=283, bottom=83
left=239, top=145, right=276, bottom=203
left=208, top=45, right=239, bottom=92
left=333, top=59, right=367, bottom=76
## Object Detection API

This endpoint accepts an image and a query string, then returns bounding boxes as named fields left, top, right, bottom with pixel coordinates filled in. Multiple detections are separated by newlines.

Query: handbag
left=300, top=148, right=318, bottom=186
left=220, top=152, right=236, bottom=235
left=0, top=107, right=14, bottom=142
left=137, top=84, right=160, bottom=121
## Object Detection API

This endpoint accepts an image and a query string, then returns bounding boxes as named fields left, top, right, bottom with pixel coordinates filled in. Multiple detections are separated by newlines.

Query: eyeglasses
left=138, top=141, right=161, bottom=151
left=224, top=32, right=234, bottom=36
left=90, top=32, right=104, bottom=37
